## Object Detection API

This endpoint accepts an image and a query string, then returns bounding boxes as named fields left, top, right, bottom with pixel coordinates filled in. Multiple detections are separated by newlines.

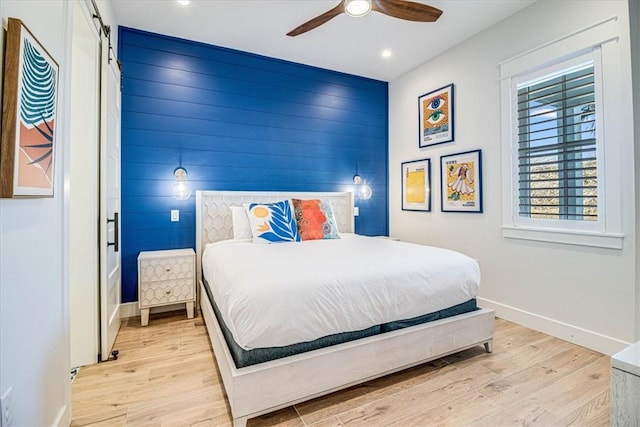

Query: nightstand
left=611, top=341, right=640, bottom=425
left=137, top=248, right=195, bottom=326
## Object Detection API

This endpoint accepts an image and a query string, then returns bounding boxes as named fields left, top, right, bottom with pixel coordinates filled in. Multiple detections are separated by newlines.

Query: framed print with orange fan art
left=418, top=83, right=454, bottom=148
left=1, top=18, right=59, bottom=198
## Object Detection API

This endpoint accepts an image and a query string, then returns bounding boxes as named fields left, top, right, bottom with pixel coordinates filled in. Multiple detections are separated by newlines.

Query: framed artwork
left=440, top=149, right=482, bottom=213
left=401, top=158, right=431, bottom=212
left=1, top=18, right=59, bottom=198
left=418, top=83, right=454, bottom=148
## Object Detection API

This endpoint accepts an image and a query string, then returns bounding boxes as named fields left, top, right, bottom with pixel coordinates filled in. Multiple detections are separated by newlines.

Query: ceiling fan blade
left=371, top=0, right=442, bottom=22
left=287, top=1, right=346, bottom=37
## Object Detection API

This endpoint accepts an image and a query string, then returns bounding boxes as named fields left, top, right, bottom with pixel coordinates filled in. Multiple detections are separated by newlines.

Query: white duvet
left=202, top=234, right=480, bottom=350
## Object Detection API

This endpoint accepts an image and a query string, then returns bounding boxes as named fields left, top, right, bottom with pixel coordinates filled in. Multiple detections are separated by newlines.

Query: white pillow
left=230, top=206, right=252, bottom=239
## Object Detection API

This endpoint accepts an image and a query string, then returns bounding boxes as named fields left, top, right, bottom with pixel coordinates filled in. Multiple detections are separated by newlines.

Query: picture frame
left=1, top=18, right=59, bottom=198
left=401, top=158, right=431, bottom=212
left=418, top=83, right=454, bottom=148
left=440, top=149, right=482, bottom=213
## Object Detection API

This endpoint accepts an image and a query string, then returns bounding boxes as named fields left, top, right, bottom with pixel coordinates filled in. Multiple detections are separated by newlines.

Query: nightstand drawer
left=139, top=278, right=194, bottom=307
left=139, top=255, right=194, bottom=282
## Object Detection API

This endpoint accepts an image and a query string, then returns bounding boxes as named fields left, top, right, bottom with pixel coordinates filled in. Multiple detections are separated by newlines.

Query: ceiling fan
left=287, top=0, right=443, bottom=37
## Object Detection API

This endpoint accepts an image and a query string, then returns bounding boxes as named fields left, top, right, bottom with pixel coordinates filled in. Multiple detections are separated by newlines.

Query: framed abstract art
left=440, top=149, right=482, bottom=213
left=401, top=158, right=431, bottom=212
left=418, top=83, right=454, bottom=148
left=1, top=18, right=59, bottom=198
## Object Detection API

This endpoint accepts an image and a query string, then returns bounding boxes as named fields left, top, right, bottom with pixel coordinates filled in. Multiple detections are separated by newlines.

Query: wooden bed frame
left=195, top=190, right=495, bottom=427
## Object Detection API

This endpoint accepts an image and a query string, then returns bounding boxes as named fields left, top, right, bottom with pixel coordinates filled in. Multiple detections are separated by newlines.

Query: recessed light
left=381, top=49, right=392, bottom=59
left=177, top=0, right=190, bottom=5
left=345, top=0, right=372, bottom=17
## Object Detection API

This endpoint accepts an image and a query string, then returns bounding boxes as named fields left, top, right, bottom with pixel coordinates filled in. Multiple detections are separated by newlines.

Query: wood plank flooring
left=71, top=311, right=611, bottom=426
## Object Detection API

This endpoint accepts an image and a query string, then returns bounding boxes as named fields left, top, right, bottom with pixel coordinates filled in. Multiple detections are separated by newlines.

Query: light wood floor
left=71, top=311, right=611, bottom=426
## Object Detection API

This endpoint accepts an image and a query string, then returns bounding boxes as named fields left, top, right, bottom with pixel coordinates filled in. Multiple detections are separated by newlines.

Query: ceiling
left=111, top=0, right=537, bottom=82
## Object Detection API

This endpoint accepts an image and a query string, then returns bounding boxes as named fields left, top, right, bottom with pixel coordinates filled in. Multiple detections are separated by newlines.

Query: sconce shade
left=173, top=167, right=191, bottom=200
left=353, top=168, right=372, bottom=200
left=359, top=181, right=372, bottom=200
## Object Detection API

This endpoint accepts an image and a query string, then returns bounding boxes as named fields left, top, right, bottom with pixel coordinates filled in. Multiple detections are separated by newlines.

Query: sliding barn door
left=99, top=39, right=122, bottom=361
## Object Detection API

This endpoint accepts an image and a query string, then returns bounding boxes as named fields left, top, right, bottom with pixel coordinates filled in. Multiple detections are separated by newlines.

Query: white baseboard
left=477, top=297, right=631, bottom=356
left=52, top=404, right=70, bottom=427
left=120, top=301, right=188, bottom=319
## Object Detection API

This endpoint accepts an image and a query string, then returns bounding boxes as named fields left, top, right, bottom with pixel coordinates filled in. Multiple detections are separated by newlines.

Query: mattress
left=202, top=234, right=480, bottom=351
left=202, top=276, right=477, bottom=368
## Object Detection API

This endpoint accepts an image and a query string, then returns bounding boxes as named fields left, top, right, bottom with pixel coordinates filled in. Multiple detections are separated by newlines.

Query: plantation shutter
left=516, top=64, right=597, bottom=221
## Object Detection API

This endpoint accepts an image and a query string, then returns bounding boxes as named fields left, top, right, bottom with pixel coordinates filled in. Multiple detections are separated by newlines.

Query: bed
left=195, top=190, right=495, bottom=427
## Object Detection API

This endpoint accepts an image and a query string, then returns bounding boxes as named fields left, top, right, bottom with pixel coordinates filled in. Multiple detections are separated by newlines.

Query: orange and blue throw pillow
left=292, top=199, right=340, bottom=241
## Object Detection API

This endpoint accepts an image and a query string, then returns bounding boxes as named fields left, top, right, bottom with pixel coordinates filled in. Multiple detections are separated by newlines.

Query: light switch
left=171, top=210, right=180, bottom=222
left=354, top=207, right=360, bottom=216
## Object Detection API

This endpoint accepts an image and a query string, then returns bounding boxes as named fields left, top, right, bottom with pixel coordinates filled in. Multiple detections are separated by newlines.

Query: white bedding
left=202, top=234, right=480, bottom=350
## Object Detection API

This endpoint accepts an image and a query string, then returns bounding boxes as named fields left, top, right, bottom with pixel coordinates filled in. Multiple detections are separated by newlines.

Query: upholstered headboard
left=195, top=190, right=355, bottom=286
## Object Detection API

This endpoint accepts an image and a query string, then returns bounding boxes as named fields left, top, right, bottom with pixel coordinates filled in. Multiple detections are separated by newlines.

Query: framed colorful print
left=440, top=149, right=482, bottom=213
left=401, top=158, right=431, bottom=212
left=1, top=18, right=59, bottom=198
left=418, top=83, right=454, bottom=148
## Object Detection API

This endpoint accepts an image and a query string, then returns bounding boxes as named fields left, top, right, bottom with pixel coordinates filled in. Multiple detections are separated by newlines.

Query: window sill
left=502, top=225, right=624, bottom=249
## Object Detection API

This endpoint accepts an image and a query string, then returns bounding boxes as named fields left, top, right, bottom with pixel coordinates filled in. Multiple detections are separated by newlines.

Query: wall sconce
left=353, top=173, right=372, bottom=200
left=172, top=167, right=191, bottom=200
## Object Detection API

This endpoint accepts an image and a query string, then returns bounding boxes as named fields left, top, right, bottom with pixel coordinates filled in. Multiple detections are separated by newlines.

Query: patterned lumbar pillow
left=245, top=200, right=301, bottom=243
left=291, top=198, right=340, bottom=241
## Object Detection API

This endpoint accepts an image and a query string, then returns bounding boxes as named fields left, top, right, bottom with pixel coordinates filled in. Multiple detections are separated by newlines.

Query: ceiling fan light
left=345, top=0, right=372, bottom=17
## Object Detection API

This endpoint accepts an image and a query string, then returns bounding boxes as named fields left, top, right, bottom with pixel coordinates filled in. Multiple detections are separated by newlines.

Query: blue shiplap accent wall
left=119, top=27, right=389, bottom=303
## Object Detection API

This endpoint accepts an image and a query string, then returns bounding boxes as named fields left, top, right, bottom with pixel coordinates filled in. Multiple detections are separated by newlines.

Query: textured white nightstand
left=137, top=248, right=195, bottom=326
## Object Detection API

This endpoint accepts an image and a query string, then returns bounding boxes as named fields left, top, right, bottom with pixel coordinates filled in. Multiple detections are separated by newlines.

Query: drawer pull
left=165, top=268, right=171, bottom=272
left=165, top=289, right=171, bottom=295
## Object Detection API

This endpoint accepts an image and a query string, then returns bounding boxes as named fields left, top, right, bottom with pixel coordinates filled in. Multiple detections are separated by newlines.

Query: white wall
left=630, top=0, right=640, bottom=339
left=0, top=2, right=72, bottom=425
left=0, top=0, right=118, bottom=424
left=389, top=0, right=637, bottom=354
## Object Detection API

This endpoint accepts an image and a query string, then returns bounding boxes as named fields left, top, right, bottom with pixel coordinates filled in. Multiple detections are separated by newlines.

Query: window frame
left=511, top=51, right=603, bottom=231
left=499, top=17, right=624, bottom=249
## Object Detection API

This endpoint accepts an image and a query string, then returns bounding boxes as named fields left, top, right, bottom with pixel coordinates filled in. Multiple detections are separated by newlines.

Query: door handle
left=107, top=212, right=119, bottom=252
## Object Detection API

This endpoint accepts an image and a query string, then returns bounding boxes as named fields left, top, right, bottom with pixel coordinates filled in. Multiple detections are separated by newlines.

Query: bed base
left=200, top=281, right=495, bottom=427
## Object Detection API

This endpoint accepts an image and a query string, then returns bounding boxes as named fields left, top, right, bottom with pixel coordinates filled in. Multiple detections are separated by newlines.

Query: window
left=516, top=61, right=597, bottom=222
left=500, top=17, right=624, bottom=249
